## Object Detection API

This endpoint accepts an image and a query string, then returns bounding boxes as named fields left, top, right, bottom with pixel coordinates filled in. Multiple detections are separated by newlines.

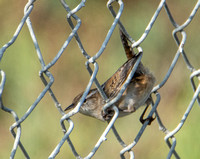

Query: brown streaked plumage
left=65, top=29, right=156, bottom=122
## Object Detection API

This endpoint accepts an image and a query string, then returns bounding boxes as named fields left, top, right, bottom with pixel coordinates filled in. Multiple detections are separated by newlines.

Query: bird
left=65, top=29, right=156, bottom=123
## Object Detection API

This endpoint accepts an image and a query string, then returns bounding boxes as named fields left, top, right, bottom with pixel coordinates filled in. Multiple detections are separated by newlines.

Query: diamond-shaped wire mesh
left=0, top=0, right=200, bottom=158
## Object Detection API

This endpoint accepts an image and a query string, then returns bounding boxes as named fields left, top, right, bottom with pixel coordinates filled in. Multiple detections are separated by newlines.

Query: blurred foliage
left=0, top=0, right=200, bottom=159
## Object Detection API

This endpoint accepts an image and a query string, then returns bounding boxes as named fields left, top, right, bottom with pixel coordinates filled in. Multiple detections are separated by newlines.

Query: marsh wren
left=65, top=29, right=156, bottom=123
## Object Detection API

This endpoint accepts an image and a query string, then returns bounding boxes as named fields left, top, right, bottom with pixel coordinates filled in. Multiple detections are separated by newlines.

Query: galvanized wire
left=0, top=0, right=200, bottom=159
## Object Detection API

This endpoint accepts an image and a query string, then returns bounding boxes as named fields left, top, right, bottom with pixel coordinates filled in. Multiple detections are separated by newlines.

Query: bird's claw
left=139, top=104, right=155, bottom=125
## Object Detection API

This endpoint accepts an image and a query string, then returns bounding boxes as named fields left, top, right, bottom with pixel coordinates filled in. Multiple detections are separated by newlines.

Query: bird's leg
left=139, top=103, right=155, bottom=125
left=102, top=107, right=115, bottom=121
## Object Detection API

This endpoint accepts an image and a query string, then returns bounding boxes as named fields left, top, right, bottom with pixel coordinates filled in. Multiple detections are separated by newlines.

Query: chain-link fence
left=0, top=0, right=200, bottom=158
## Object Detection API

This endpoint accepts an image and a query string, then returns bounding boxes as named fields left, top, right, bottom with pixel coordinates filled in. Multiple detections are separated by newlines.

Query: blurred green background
left=0, top=0, right=200, bottom=158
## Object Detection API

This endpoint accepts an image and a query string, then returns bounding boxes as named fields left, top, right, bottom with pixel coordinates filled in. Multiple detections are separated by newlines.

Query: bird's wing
left=103, top=55, right=141, bottom=99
